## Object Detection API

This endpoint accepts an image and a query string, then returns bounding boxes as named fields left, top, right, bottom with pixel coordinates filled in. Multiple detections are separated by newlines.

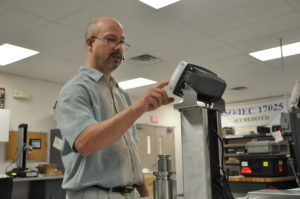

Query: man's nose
left=113, top=43, right=123, bottom=50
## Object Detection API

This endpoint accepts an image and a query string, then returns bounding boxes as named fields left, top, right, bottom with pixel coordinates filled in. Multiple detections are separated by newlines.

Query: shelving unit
left=222, top=133, right=292, bottom=176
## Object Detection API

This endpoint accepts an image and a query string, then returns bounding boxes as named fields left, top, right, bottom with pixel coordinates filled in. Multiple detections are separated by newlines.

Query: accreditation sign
left=221, top=97, right=289, bottom=134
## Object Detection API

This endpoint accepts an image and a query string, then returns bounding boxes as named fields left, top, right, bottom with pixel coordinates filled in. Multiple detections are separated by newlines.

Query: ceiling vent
left=129, top=54, right=162, bottom=66
left=230, top=86, right=248, bottom=91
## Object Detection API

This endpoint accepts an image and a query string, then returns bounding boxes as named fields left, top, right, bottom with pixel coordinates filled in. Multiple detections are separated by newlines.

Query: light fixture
left=119, top=78, right=157, bottom=90
left=0, top=43, right=39, bottom=66
left=139, top=0, right=180, bottom=9
left=249, top=41, right=300, bottom=61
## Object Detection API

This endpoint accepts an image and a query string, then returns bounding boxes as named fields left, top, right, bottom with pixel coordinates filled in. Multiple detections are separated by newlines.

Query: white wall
left=0, top=72, right=63, bottom=175
left=134, top=99, right=184, bottom=194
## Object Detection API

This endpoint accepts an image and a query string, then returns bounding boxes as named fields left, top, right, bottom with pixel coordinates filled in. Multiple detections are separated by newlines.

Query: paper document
left=53, top=136, right=62, bottom=151
left=271, top=130, right=283, bottom=142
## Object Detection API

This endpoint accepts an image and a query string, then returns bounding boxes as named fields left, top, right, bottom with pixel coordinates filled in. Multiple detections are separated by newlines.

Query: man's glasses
left=91, top=36, right=130, bottom=50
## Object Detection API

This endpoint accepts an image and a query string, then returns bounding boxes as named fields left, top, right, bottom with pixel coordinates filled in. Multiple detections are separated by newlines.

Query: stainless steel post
left=168, top=171, right=177, bottom=199
left=153, top=155, right=177, bottom=199
left=174, top=87, right=213, bottom=199
left=158, top=155, right=171, bottom=172
left=179, top=106, right=212, bottom=199
left=153, top=171, right=170, bottom=199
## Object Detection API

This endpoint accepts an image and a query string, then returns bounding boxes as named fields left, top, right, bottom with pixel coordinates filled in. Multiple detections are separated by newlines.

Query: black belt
left=94, top=185, right=136, bottom=196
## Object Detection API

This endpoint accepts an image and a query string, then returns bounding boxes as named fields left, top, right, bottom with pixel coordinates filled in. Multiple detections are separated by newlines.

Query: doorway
left=136, top=124, right=176, bottom=172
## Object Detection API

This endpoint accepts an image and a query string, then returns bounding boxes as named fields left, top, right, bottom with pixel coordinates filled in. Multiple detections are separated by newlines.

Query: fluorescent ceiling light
left=0, top=43, right=39, bottom=66
left=119, top=78, right=157, bottom=90
left=249, top=41, right=300, bottom=61
left=139, top=0, right=180, bottom=9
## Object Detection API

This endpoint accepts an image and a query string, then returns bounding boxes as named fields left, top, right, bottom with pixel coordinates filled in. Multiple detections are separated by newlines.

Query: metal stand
left=16, top=124, right=28, bottom=169
left=7, top=124, right=37, bottom=177
left=174, top=86, right=222, bottom=199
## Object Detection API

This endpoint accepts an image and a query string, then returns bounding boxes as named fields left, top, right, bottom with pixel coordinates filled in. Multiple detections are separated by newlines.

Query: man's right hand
left=135, top=80, right=174, bottom=113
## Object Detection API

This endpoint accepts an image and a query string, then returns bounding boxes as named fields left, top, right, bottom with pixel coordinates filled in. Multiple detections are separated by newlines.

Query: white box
left=0, top=109, right=10, bottom=142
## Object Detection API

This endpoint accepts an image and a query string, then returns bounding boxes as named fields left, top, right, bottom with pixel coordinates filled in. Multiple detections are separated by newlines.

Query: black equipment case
left=239, top=154, right=287, bottom=177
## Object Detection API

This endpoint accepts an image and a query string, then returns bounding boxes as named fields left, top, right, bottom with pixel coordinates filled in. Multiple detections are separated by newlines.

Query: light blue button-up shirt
left=54, top=65, right=143, bottom=190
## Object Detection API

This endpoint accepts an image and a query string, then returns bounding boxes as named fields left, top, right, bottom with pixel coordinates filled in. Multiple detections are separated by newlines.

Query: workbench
left=229, top=175, right=297, bottom=197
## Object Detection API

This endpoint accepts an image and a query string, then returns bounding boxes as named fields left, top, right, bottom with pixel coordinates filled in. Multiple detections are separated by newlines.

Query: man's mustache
left=109, top=52, right=123, bottom=60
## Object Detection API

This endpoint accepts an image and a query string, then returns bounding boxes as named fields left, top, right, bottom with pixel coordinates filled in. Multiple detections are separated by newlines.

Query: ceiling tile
left=35, top=60, right=80, bottom=83
left=160, top=0, right=256, bottom=24
left=44, top=39, right=86, bottom=64
left=214, top=61, right=255, bottom=79
left=246, top=70, right=294, bottom=96
left=209, top=55, right=280, bottom=85
left=0, top=6, right=50, bottom=34
left=14, top=23, right=82, bottom=51
left=58, top=0, right=154, bottom=31
left=223, top=69, right=284, bottom=102
left=234, top=26, right=300, bottom=53
left=1, top=0, right=300, bottom=102
left=185, top=46, right=242, bottom=65
left=123, top=13, right=202, bottom=53
left=191, top=0, right=293, bottom=35
left=0, top=2, right=7, bottom=8
left=0, top=53, right=77, bottom=82
left=0, top=28, right=21, bottom=44
left=287, top=0, right=300, bottom=10
left=113, top=59, right=178, bottom=83
left=284, top=56, right=300, bottom=75
left=267, top=54, right=300, bottom=76
left=149, top=36, right=224, bottom=61
left=215, top=12, right=300, bottom=44
left=0, top=0, right=14, bottom=4
left=8, top=0, right=99, bottom=20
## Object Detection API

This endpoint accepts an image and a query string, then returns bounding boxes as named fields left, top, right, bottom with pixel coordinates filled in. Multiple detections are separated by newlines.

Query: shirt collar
left=79, top=65, right=119, bottom=87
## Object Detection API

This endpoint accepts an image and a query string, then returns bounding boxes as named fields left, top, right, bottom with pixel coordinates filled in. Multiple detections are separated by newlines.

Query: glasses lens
left=123, top=43, right=130, bottom=50
left=104, top=38, right=130, bottom=50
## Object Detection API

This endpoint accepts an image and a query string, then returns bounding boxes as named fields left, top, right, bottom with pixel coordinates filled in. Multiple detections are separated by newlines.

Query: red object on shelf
left=267, top=185, right=278, bottom=190
left=278, top=165, right=283, bottom=173
left=241, top=167, right=252, bottom=174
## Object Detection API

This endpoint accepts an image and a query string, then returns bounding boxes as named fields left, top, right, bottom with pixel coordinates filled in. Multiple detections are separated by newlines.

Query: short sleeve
left=54, top=84, right=97, bottom=151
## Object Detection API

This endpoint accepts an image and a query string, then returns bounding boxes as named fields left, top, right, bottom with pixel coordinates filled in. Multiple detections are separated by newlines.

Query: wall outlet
left=13, top=89, right=30, bottom=99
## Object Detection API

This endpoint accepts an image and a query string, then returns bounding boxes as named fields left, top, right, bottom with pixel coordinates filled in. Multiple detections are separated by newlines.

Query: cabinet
left=0, top=176, right=65, bottom=199
left=13, top=176, right=65, bottom=199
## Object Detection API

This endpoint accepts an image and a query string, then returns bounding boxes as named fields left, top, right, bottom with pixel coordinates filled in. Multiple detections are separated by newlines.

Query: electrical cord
left=212, top=181, right=228, bottom=199
left=5, top=161, right=16, bottom=173
left=216, top=131, right=234, bottom=199
left=213, top=177, right=233, bottom=199
left=209, top=125, right=234, bottom=199
left=210, top=160, right=234, bottom=199
left=5, top=150, right=18, bottom=174
left=288, top=139, right=300, bottom=187
left=289, top=158, right=300, bottom=187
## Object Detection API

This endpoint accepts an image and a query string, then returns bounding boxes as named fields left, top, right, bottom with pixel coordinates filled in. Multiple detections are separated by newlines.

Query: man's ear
left=86, top=38, right=93, bottom=51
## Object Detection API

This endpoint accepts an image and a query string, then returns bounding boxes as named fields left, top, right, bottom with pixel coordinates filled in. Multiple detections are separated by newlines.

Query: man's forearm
left=75, top=81, right=174, bottom=156
left=75, top=104, right=144, bottom=156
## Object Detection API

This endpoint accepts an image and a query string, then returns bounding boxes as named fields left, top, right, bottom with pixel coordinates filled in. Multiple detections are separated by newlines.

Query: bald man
left=54, top=17, right=174, bottom=199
